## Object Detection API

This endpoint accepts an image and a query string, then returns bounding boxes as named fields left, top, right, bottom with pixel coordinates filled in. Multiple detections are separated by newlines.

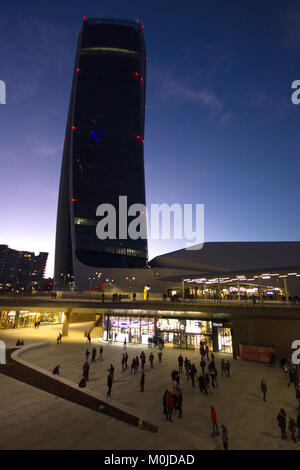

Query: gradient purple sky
left=0, top=0, right=300, bottom=277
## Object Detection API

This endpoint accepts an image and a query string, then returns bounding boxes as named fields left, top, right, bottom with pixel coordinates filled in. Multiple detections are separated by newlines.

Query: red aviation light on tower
left=136, top=19, right=139, bottom=23
left=83, top=16, right=86, bottom=21
left=76, top=68, right=80, bottom=72
left=72, top=125, right=77, bottom=130
left=71, top=198, right=78, bottom=203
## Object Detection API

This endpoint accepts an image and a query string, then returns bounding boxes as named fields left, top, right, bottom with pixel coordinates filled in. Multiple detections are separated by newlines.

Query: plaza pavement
left=0, top=322, right=300, bottom=450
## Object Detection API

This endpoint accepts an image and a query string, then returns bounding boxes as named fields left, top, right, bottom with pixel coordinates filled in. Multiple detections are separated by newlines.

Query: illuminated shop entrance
left=156, top=318, right=213, bottom=350
left=212, top=322, right=233, bottom=354
left=0, top=310, right=64, bottom=328
left=102, top=314, right=232, bottom=353
left=103, top=315, right=155, bottom=346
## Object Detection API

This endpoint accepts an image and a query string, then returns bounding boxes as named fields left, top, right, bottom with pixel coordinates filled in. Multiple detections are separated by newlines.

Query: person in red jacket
left=210, top=405, right=219, bottom=436
left=166, top=391, right=173, bottom=421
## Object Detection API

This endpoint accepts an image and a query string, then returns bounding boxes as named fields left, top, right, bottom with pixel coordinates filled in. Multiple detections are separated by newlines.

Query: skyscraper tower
left=54, top=18, right=148, bottom=290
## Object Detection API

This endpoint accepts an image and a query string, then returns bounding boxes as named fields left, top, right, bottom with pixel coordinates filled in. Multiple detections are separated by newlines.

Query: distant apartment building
left=0, top=245, right=48, bottom=293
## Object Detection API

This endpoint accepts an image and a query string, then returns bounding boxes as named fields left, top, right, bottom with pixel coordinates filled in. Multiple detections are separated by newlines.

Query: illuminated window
left=80, top=47, right=138, bottom=57
left=74, top=217, right=97, bottom=226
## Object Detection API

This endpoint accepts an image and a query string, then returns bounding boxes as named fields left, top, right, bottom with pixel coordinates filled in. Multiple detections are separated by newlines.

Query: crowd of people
left=49, top=330, right=300, bottom=450
left=276, top=359, right=300, bottom=443
left=162, top=344, right=230, bottom=449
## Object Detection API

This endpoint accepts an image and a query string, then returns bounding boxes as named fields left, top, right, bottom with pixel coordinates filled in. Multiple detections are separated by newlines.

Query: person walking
left=52, top=365, right=60, bottom=375
left=210, top=368, right=218, bottom=389
left=140, top=371, right=145, bottom=392
left=149, top=352, right=154, bottom=368
left=125, top=352, right=129, bottom=370
left=91, top=347, right=97, bottom=363
left=166, top=391, right=173, bottom=421
left=107, top=373, right=113, bottom=398
left=277, top=408, right=287, bottom=439
left=57, top=333, right=62, bottom=344
left=225, top=360, right=231, bottom=378
left=131, top=358, right=136, bottom=375
left=208, top=359, right=216, bottom=373
left=85, top=349, right=91, bottom=362
left=171, top=369, right=180, bottom=387
left=136, top=355, right=141, bottom=371
left=205, top=373, right=213, bottom=395
left=221, top=425, right=229, bottom=450
left=198, top=375, right=207, bottom=395
left=178, top=354, right=183, bottom=373
left=172, top=389, right=178, bottom=416
left=108, top=364, right=114, bottom=379
left=86, top=332, right=91, bottom=344
left=289, top=417, right=297, bottom=443
left=297, top=410, right=300, bottom=439
left=121, top=354, right=126, bottom=372
left=158, top=351, right=162, bottom=363
left=210, top=406, right=219, bottom=436
left=83, top=362, right=90, bottom=382
left=190, top=363, right=197, bottom=387
left=261, top=379, right=267, bottom=401
left=288, top=366, right=295, bottom=388
left=186, top=361, right=191, bottom=382
left=296, top=385, right=300, bottom=410
left=123, top=337, right=127, bottom=350
left=99, top=345, right=103, bottom=361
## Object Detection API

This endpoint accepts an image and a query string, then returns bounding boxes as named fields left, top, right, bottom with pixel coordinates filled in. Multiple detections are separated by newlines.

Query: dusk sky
left=1, top=0, right=300, bottom=277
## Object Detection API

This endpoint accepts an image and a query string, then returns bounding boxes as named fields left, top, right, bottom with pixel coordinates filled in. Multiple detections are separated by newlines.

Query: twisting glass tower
left=55, top=18, right=147, bottom=290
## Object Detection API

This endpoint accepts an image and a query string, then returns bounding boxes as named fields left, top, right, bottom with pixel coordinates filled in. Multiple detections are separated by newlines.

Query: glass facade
left=55, top=18, right=148, bottom=290
left=0, top=310, right=64, bottom=328
left=102, top=315, right=223, bottom=351
left=218, top=327, right=233, bottom=353
left=103, top=315, right=155, bottom=345
left=156, top=318, right=213, bottom=350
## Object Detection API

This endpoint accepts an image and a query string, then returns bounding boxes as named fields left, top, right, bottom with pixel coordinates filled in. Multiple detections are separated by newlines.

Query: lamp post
left=88, top=276, right=95, bottom=302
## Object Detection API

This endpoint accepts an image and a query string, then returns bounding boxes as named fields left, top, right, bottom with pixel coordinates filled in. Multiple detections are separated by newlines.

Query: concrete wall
left=232, top=318, right=300, bottom=359
left=70, top=312, right=96, bottom=323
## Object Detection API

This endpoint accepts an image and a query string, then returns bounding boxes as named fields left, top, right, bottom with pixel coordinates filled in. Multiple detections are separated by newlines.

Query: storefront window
left=0, top=310, right=63, bottom=328
left=218, top=327, right=233, bottom=353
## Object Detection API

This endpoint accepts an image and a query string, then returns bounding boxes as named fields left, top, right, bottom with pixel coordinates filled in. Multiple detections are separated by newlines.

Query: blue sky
left=0, top=0, right=300, bottom=276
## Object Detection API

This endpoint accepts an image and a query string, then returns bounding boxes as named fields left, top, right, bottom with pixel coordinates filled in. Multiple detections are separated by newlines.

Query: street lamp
left=88, top=276, right=95, bottom=302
